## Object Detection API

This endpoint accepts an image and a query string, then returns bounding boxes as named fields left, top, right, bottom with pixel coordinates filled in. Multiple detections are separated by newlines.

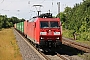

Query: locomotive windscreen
left=50, top=21, right=59, bottom=28
left=40, top=21, right=59, bottom=28
left=40, top=21, right=49, bottom=28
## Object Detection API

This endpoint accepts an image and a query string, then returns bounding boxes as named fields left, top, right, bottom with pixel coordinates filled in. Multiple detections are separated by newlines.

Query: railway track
left=39, top=50, right=70, bottom=60
left=14, top=29, right=70, bottom=60
left=62, top=37, right=90, bottom=53
left=29, top=40, right=71, bottom=60
left=38, top=50, right=70, bottom=60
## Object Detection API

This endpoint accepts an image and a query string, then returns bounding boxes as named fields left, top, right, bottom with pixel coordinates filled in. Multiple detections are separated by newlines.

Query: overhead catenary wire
left=39, top=0, right=45, bottom=4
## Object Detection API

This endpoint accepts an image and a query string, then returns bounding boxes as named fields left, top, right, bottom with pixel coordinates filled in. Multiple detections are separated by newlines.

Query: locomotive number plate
left=48, top=32, right=52, bottom=35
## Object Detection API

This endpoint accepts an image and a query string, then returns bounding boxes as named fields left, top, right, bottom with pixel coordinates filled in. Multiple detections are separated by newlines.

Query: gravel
left=13, top=30, right=43, bottom=60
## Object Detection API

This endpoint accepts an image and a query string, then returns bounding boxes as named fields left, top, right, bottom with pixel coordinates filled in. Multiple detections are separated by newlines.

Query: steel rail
left=62, top=37, right=90, bottom=53
left=56, top=53, right=70, bottom=60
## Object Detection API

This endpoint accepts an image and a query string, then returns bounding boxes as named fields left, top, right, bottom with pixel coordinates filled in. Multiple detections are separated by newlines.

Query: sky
left=0, top=0, right=83, bottom=20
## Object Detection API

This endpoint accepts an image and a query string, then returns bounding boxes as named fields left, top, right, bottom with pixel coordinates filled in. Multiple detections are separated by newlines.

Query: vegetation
left=0, top=28, right=22, bottom=60
left=57, top=0, right=90, bottom=41
left=0, top=15, right=25, bottom=30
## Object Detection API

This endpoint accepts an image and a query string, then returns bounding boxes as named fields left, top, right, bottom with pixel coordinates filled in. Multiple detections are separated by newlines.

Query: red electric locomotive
left=26, top=13, right=62, bottom=47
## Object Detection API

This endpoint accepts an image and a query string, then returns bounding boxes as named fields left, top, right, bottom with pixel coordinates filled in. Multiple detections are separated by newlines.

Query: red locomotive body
left=26, top=13, right=62, bottom=47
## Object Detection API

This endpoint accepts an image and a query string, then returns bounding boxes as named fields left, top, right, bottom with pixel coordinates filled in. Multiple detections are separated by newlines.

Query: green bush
left=77, top=32, right=90, bottom=41
left=63, top=29, right=74, bottom=39
left=63, top=29, right=90, bottom=41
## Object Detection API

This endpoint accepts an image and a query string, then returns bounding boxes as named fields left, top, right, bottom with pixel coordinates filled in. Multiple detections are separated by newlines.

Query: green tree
left=0, top=14, right=25, bottom=29
left=57, top=0, right=90, bottom=40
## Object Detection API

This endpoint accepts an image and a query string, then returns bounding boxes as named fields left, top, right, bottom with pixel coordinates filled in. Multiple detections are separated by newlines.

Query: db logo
left=48, top=32, right=52, bottom=35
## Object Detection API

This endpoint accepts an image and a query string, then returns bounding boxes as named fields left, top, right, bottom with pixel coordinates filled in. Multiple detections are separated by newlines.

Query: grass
left=62, top=28, right=75, bottom=39
left=76, top=40, right=90, bottom=46
left=0, top=28, right=22, bottom=60
left=78, top=53, right=90, bottom=60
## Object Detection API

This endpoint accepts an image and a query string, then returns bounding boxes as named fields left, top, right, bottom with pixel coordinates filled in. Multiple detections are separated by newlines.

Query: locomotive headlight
left=40, top=32, right=47, bottom=35
left=54, top=32, right=60, bottom=35
left=41, top=37, right=44, bottom=39
left=56, top=37, right=59, bottom=39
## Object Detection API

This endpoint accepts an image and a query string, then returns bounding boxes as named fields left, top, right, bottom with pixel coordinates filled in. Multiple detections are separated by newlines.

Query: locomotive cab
left=37, top=13, right=62, bottom=47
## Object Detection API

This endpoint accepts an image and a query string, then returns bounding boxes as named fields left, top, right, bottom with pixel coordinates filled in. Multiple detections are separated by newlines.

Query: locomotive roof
left=29, top=13, right=59, bottom=22
left=33, top=13, right=52, bottom=18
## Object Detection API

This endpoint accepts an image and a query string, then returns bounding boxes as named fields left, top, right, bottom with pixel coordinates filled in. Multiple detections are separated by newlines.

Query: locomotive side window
left=40, top=21, right=49, bottom=28
left=50, top=21, right=59, bottom=28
